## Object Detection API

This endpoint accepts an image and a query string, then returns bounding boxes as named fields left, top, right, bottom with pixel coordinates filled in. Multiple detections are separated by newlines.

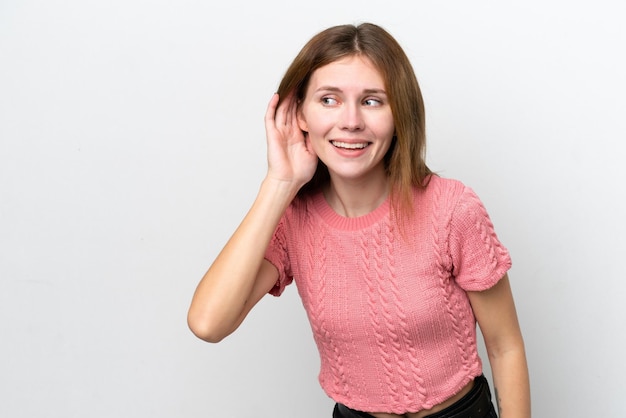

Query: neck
left=324, top=172, right=390, bottom=218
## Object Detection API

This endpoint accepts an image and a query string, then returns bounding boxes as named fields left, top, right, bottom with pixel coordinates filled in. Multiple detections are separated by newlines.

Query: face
left=297, top=55, right=395, bottom=185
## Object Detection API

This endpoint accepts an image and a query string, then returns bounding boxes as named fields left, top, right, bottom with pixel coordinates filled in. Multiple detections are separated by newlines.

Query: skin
left=187, top=56, right=530, bottom=418
left=296, top=55, right=395, bottom=217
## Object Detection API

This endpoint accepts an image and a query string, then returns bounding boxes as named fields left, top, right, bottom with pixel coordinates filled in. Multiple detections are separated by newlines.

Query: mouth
left=330, top=140, right=370, bottom=150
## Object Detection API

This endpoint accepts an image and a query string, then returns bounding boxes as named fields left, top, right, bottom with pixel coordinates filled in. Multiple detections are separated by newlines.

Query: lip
left=331, top=140, right=370, bottom=149
left=329, top=139, right=371, bottom=157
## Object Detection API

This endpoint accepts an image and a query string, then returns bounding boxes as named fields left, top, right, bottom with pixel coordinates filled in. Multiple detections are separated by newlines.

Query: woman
left=188, top=22, right=530, bottom=418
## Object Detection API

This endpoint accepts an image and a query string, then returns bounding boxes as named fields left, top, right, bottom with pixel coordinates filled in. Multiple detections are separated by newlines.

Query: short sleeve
left=448, top=186, right=512, bottom=291
left=264, top=216, right=294, bottom=296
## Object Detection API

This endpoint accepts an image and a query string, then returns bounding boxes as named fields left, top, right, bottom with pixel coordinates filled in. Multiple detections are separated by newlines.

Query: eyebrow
left=315, top=86, right=388, bottom=95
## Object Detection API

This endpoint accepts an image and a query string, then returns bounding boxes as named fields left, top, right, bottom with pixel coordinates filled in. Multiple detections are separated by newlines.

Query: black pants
left=332, top=375, right=497, bottom=418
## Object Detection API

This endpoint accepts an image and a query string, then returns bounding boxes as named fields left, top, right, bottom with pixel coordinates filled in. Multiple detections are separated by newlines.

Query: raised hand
left=264, top=93, right=318, bottom=190
left=188, top=93, right=318, bottom=343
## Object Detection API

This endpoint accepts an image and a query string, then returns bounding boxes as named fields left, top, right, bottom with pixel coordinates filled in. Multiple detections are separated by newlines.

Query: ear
left=296, top=105, right=309, bottom=133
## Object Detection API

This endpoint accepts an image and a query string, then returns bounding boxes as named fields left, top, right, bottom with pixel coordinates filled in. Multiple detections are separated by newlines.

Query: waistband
left=333, top=375, right=495, bottom=418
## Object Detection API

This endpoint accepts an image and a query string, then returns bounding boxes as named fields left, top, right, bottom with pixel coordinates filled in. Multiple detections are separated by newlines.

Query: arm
left=187, top=93, right=318, bottom=343
left=187, top=180, right=295, bottom=342
left=467, top=274, right=531, bottom=418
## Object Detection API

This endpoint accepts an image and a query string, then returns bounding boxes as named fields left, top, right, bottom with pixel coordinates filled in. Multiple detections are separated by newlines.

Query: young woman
left=188, top=22, right=530, bottom=418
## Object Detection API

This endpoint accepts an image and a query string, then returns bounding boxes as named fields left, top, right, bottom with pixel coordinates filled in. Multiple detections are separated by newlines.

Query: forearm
left=468, top=276, right=531, bottom=417
left=489, top=345, right=531, bottom=418
left=187, top=178, right=299, bottom=341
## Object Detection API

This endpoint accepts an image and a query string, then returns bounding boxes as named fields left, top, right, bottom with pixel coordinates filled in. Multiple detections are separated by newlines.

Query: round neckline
left=310, top=191, right=390, bottom=230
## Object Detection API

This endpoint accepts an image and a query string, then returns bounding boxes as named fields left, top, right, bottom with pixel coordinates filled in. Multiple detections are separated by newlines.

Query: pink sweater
left=265, top=176, right=511, bottom=414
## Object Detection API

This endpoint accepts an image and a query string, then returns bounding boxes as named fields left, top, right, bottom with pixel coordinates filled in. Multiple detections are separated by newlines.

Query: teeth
left=332, top=141, right=368, bottom=149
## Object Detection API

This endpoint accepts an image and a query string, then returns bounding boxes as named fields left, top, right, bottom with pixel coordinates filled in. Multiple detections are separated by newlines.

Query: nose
left=340, top=102, right=365, bottom=131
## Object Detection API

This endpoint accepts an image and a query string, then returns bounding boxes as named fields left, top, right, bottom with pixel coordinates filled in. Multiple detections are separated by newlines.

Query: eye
left=321, top=96, right=338, bottom=106
left=363, top=98, right=383, bottom=107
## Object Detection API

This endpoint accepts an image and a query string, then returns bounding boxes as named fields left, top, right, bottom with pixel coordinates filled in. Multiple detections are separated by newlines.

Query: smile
left=331, top=141, right=370, bottom=150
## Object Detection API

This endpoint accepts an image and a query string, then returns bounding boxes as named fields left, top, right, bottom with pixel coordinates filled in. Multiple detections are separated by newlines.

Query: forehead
left=307, top=55, right=385, bottom=90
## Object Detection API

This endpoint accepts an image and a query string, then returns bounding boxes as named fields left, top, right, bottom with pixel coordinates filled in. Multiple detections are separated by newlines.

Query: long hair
left=277, top=23, right=432, bottom=216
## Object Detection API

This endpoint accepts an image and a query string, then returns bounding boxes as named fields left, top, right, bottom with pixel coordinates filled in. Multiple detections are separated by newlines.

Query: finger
left=264, top=93, right=280, bottom=127
left=278, top=91, right=300, bottom=128
left=283, top=92, right=296, bottom=127
left=276, top=95, right=293, bottom=128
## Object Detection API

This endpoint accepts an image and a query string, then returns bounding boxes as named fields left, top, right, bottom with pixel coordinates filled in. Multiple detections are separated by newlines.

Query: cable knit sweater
left=264, top=176, right=512, bottom=414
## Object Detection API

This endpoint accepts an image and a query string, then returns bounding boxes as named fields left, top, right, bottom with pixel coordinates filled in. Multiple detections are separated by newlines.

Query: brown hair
left=277, top=22, right=432, bottom=216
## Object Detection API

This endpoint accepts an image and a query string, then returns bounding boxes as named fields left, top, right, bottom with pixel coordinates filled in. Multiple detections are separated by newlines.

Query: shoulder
left=289, top=192, right=318, bottom=214
left=417, top=175, right=471, bottom=211
left=279, top=192, right=320, bottom=228
left=412, top=175, right=495, bottom=232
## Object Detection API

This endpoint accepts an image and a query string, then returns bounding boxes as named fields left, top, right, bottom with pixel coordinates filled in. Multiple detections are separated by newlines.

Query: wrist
left=260, top=176, right=302, bottom=201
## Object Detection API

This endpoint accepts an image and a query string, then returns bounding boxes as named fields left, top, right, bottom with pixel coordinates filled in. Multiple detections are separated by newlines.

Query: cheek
left=376, top=116, right=396, bottom=140
left=297, top=103, right=324, bottom=134
left=301, top=114, right=330, bottom=137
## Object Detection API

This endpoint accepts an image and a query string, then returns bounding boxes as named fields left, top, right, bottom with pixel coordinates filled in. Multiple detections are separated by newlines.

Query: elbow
left=187, top=310, right=231, bottom=343
left=486, top=336, right=527, bottom=364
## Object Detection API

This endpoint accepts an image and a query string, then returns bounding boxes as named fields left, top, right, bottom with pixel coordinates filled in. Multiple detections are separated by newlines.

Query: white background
left=1, top=1, right=625, bottom=417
